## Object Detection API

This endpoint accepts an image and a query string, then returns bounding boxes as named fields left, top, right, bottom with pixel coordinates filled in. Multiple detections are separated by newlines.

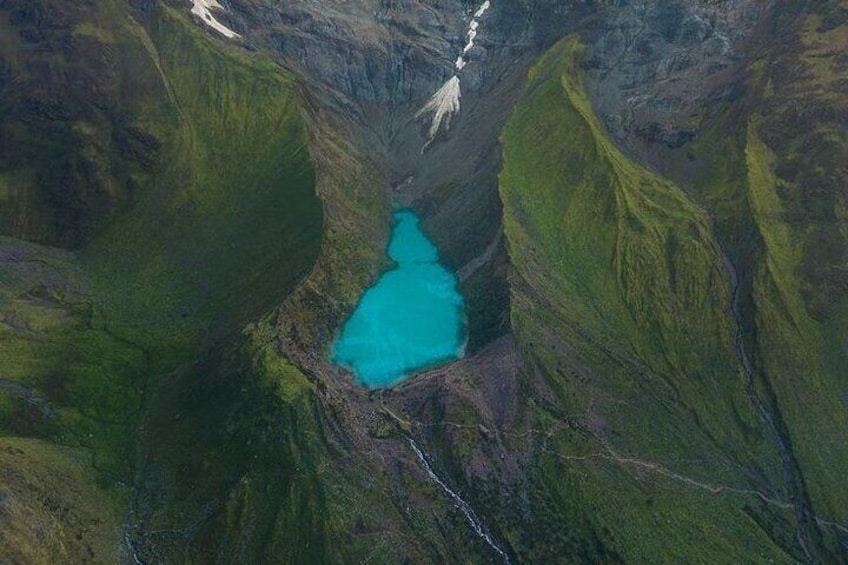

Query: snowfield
left=191, top=0, right=240, bottom=39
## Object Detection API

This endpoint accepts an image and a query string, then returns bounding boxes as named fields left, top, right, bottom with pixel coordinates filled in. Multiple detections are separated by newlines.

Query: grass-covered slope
left=0, top=437, right=125, bottom=563
left=743, top=8, right=848, bottom=530
left=501, top=38, right=773, bottom=485
left=498, top=35, right=846, bottom=561
left=655, top=4, right=848, bottom=554
left=131, top=318, right=498, bottom=564
left=0, top=0, right=171, bottom=248
left=0, top=0, right=323, bottom=560
left=83, top=4, right=322, bottom=334
left=0, top=3, right=480, bottom=562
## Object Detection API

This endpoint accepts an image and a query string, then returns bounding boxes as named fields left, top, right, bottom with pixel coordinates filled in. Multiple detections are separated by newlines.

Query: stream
left=715, top=233, right=814, bottom=560
left=407, top=437, right=511, bottom=564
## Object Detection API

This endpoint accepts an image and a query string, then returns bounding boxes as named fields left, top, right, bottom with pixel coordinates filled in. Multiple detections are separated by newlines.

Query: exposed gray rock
left=583, top=1, right=771, bottom=150
left=191, top=0, right=775, bottom=350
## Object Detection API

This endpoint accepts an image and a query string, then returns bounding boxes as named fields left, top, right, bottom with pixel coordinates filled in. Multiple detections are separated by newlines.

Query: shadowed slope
left=0, top=1, right=322, bottom=560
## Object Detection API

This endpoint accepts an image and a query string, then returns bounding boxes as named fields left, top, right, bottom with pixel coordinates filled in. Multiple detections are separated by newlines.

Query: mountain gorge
left=0, top=0, right=846, bottom=562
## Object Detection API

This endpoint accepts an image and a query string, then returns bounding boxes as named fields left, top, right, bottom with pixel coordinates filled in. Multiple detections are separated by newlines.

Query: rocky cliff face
left=585, top=1, right=769, bottom=149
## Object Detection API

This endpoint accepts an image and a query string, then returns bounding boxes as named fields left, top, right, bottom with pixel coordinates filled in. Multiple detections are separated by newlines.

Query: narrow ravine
left=407, top=438, right=511, bottom=564
left=714, top=234, right=815, bottom=560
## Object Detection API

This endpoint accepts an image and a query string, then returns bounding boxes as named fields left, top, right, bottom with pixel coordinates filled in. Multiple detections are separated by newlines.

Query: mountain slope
left=494, top=37, right=788, bottom=562
left=496, top=10, right=847, bottom=559
left=0, top=1, right=323, bottom=561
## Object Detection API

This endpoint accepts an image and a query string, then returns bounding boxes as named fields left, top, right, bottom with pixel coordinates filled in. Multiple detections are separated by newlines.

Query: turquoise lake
left=332, top=210, right=466, bottom=387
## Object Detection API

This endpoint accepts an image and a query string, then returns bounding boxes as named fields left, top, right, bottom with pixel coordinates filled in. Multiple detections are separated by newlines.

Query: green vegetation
left=135, top=323, right=346, bottom=563
left=746, top=127, right=848, bottom=530
left=661, top=6, right=848, bottom=544
left=0, top=3, right=469, bottom=562
left=0, top=0, right=323, bottom=560
left=495, top=15, right=848, bottom=558
left=0, top=237, right=144, bottom=480
left=501, top=37, right=771, bottom=479
left=0, top=437, right=125, bottom=563
left=84, top=3, right=322, bottom=333
left=497, top=37, right=801, bottom=561
left=742, top=11, right=848, bottom=527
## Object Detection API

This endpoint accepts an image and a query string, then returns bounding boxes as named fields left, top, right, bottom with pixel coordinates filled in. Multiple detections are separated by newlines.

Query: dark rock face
left=228, top=0, right=768, bottom=155
left=232, top=0, right=458, bottom=111
left=583, top=0, right=769, bottom=151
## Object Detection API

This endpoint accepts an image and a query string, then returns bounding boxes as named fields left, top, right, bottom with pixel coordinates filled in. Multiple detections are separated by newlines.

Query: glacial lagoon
left=332, top=210, right=466, bottom=387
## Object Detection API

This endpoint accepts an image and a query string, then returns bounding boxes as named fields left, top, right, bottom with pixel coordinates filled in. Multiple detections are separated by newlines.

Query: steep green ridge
left=502, top=38, right=774, bottom=482
left=498, top=37, right=800, bottom=562
left=0, top=0, right=323, bottom=560
left=84, top=3, right=321, bottom=333
left=495, top=16, right=848, bottom=558
left=0, top=0, right=170, bottom=248
left=273, top=104, right=390, bottom=363
left=743, top=10, right=848, bottom=529
left=1, top=3, right=478, bottom=562
left=655, top=6, right=848, bottom=553
left=746, top=120, right=848, bottom=528
left=131, top=322, right=362, bottom=563
left=2, top=0, right=845, bottom=562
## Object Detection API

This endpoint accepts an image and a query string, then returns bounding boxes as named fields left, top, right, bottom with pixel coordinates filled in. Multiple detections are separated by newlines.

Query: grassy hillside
left=497, top=35, right=845, bottom=562
left=0, top=437, right=125, bottom=563
left=1, top=0, right=844, bottom=562
left=0, top=0, right=171, bottom=248
left=744, top=9, right=848, bottom=529
left=130, top=319, right=483, bottom=564
left=0, top=3, right=479, bottom=562
left=657, top=4, right=848, bottom=553
left=0, top=0, right=323, bottom=560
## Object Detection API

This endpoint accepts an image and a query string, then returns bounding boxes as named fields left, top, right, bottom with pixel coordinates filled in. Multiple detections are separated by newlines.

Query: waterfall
left=407, top=438, right=511, bottom=563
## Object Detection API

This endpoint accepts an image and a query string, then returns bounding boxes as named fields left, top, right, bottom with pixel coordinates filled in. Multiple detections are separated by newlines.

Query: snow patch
left=416, top=76, right=462, bottom=144
left=191, top=0, right=240, bottom=39
left=474, top=1, right=491, bottom=19
left=463, top=28, right=478, bottom=54
left=416, top=0, right=492, bottom=146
